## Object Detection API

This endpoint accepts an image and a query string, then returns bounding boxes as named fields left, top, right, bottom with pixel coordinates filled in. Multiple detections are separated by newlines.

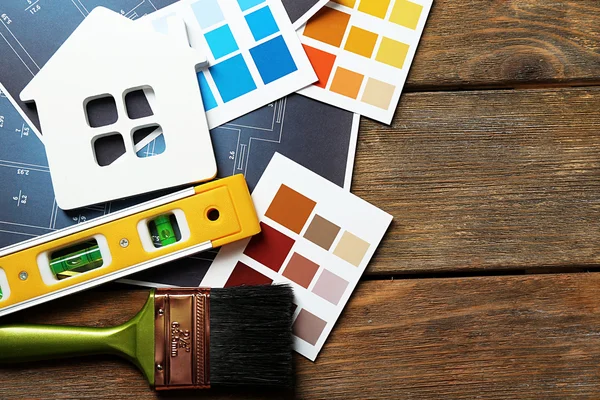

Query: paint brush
left=0, top=285, right=294, bottom=390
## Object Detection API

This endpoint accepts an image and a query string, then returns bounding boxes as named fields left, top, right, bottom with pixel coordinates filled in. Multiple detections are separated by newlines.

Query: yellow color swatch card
left=298, top=0, right=432, bottom=124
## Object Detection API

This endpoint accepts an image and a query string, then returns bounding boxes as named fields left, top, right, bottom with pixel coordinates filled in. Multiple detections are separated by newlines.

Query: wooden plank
left=3, top=274, right=600, bottom=398
left=354, top=86, right=600, bottom=275
left=409, top=0, right=600, bottom=89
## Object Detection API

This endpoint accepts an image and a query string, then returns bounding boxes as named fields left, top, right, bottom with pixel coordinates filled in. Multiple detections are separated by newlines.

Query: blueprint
left=0, top=0, right=358, bottom=287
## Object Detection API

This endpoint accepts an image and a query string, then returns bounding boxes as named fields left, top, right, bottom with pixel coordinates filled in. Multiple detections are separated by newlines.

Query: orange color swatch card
left=297, top=0, right=432, bottom=124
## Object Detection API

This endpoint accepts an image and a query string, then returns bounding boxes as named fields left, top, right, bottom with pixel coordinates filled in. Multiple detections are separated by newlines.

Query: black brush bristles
left=210, top=284, right=294, bottom=388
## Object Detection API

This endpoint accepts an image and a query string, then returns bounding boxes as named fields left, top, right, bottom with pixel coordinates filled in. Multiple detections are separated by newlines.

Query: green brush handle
left=0, top=291, right=157, bottom=385
left=0, top=324, right=134, bottom=362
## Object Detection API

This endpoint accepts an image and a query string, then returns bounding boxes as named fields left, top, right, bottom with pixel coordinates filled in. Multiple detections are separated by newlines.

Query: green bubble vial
left=50, top=241, right=103, bottom=279
left=153, top=215, right=177, bottom=247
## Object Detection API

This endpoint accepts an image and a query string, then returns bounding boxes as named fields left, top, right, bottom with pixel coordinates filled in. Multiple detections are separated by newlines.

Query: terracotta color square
left=265, top=184, right=316, bottom=234
left=332, top=0, right=356, bottom=7
left=293, top=309, right=327, bottom=345
left=333, top=231, right=370, bottom=266
left=282, top=253, right=320, bottom=288
left=357, top=0, right=391, bottom=19
left=361, top=77, right=395, bottom=110
left=303, top=214, right=340, bottom=250
left=329, top=67, right=364, bottom=99
left=344, top=26, right=378, bottom=58
left=376, top=37, right=410, bottom=69
left=243, top=222, right=295, bottom=271
left=225, top=261, right=273, bottom=287
left=389, top=0, right=423, bottom=29
left=302, top=7, right=351, bottom=48
left=303, top=45, right=337, bottom=89
left=312, top=269, right=349, bottom=305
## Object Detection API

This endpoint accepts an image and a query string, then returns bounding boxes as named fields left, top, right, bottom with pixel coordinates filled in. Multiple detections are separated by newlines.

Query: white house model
left=20, top=7, right=216, bottom=210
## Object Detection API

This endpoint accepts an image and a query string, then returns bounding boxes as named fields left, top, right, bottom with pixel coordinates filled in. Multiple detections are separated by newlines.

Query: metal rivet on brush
left=19, top=271, right=28, bottom=281
left=158, top=309, right=164, bottom=316
left=157, top=364, right=163, bottom=371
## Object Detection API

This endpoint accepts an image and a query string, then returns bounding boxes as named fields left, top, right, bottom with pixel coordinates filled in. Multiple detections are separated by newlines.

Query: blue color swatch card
left=138, top=0, right=318, bottom=129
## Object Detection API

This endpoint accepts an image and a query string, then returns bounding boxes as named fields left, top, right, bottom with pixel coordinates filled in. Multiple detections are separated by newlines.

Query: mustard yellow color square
left=332, top=0, right=356, bottom=8
left=376, top=37, right=409, bottom=69
left=344, top=26, right=378, bottom=58
left=389, top=0, right=423, bottom=29
left=357, top=0, right=391, bottom=19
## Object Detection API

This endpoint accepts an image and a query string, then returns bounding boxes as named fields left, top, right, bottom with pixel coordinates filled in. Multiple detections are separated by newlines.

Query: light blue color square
left=245, top=6, right=279, bottom=41
left=191, top=0, right=225, bottom=29
left=197, top=71, right=218, bottom=111
left=204, top=24, right=239, bottom=60
left=237, top=0, right=265, bottom=11
left=249, top=35, right=297, bottom=85
left=210, top=54, right=257, bottom=103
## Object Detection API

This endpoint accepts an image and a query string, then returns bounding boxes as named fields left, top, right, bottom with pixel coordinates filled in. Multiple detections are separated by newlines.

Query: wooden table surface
left=2, top=0, right=600, bottom=398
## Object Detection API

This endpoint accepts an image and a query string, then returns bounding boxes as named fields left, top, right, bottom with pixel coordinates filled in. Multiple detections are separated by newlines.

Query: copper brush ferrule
left=153, top=288, right=211, bottom=390
left=0, top=285, right=295, bottom=390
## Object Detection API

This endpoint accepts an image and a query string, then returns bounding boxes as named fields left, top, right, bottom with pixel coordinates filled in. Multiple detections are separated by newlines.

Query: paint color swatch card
left=137, top=0, right=317, bottom=129
left=202, top=153, right=393, bottom=360
left=297, top=0, right=432, bottom=124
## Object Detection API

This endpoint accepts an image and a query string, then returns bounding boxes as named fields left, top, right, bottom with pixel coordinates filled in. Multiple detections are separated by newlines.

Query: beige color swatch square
left=361, top=77, right=395, bottom=110
left=333, top=231, right=370, bottom=266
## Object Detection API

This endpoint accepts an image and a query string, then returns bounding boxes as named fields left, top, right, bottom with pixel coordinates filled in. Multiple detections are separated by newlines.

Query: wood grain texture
left=355, top=86, right=600, bottom=275
left=3, top=274, right=600, bottom=399
left=409, top=0, right=600, bottom=89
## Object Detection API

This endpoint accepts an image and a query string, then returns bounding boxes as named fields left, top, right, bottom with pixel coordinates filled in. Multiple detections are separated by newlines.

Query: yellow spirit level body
left=0, top=175, right=259, bottom=317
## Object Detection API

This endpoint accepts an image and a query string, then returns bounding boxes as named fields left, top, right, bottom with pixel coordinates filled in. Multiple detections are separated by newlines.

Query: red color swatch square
left=303, top=45, right=336, bottom=89
left=225, top=261, right=273, bottom=287
left=243, top=222, right=295, bottom=272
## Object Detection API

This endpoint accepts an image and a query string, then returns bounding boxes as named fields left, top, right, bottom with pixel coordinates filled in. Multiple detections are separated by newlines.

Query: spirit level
left=0, top=175, right=260, bottom=317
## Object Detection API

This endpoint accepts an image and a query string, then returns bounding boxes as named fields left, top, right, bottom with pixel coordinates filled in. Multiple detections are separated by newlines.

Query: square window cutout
left=93, top=133, right=126, bottom=167
left=133, top=125, right=166, bottom=158
left=85, top=94, right=118, bottom=128
left=125, top=87, right=155, bottom=120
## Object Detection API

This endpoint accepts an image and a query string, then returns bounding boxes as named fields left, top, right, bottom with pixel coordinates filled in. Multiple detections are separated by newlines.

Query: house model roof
left=21, top=7, right=207, bottom=103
